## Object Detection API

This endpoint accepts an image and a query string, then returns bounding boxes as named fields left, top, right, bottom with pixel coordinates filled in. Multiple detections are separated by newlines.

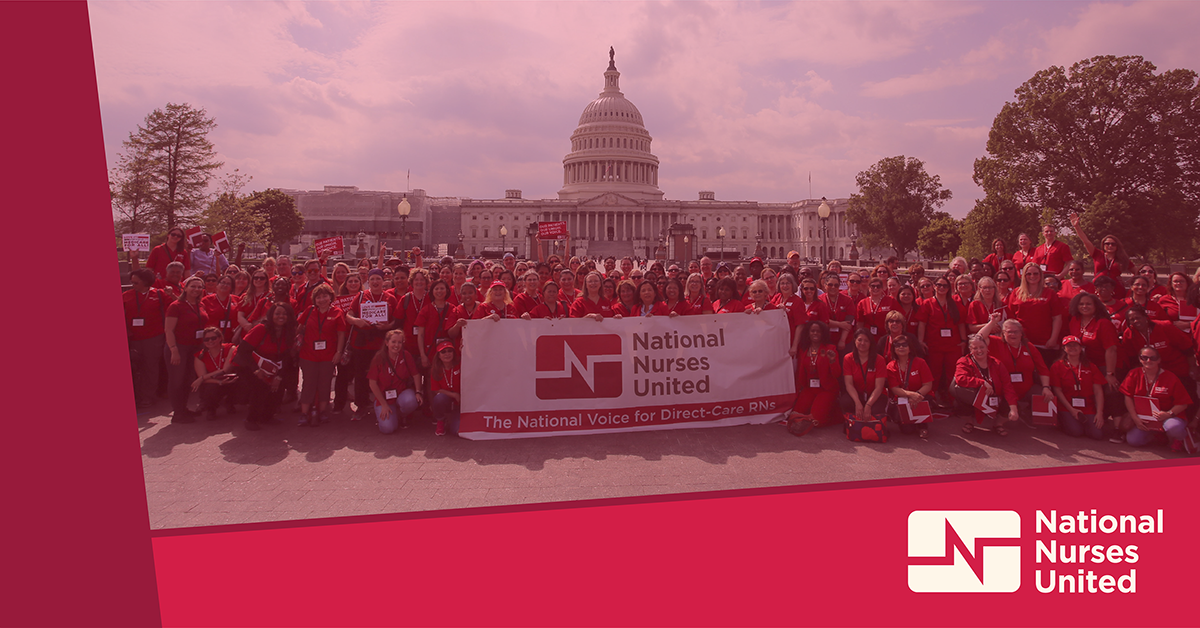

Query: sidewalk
left=138, top=400, right=1178, bottom=530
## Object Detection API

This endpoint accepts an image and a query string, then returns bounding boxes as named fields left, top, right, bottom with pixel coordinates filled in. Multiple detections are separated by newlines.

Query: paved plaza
left=137, top=397, right=1182, bottom=530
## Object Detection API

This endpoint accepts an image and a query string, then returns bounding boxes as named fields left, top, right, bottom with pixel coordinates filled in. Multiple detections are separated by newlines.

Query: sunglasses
left=1103, top=241, right=1117, bottom=247
left=848, top=279, right=862, bottom=284
left=204, top=336, right=221, bottom=342
left=893, top=343, right=910, bottom=349
left=801, top=287, right=816, bottom=292
left=997, top=277, right=1011, bottom=283
left=1139, top=355, right=1161, bottom=362
left=869, top=283, right=883, bottom=289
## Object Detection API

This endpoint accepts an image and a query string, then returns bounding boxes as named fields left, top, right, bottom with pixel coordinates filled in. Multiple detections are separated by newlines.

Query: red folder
left=973, top=387, right=1000, bottom=416
left=898, top=399, right=932, bottom=424
left=1134, top=396, right=1164, bottom=431
left=1030, top=396, right=1058, bottom=426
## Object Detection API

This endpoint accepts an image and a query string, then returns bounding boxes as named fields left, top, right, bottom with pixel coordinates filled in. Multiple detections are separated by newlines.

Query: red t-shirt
left=431, top=366, right=460, bottom=395
left=619, top=302, right=671, bottom=317
left=986, top=336, right=1049, bottom=399
left=393, top=291, right=432, bottom=355
left=856, top=295, right=899, bottom=341
left=123, top=288, right=168, bottom=340
left=982, top=252, right=1011, bottom=274
left=242, top=324, right=289, bottom=362
left=885, top=357, right=933, bottom=396
left=1119, top=368, right=1192, bottom=413
left=473, top=302, right=519, bottom=319
left=414, top=302, right=457, bottom=356
left=512, top=292, right=541, bottom=318
left=967, top=299, right=1008, bottom=328
left=799, top=298, right=831, bottom=325
left=290, top=280, right=329, bottom=314
left=743, top=301, right=777, bottom=313
left=797, top=344, right=841, bottom=390
left=664, top=300, right=694, bottom=316
left=201, top=293, right=241, bottom=342
left=1057, top=279, right=1095, bottom=301
left=368, top=350, right=419, bottom=394
left=1050, top=360, right=1102, bottom=414
left=349, top=291, right=398, bottom=351
left=146, top=243, right=190, bottom=279
left=166, top=299, right=209, bottom=347
left=1032, top=240, right=1073, bottom=275
left=197, top=343, right=235, bottom=374
left=1158, top=295, right=1199, bottom=323
left=714, top=298, right=745, bottom=314
left=917, top=297, right=968, bottom=351
left=687, top=294, right=714, bottom=315
left=954, top=355, right=1018, bottom=404
left=527, top=301, right=572, bottom=319
left=820, top=292, right=855, bottom=345
left=1091, top=248, right=1128, bottom=299
left=570, top=296, right=614, bottom=318
left=1067, top=315, right=1119, bottom=368
left=296, top=306, right=348, bottom=362
left=1005, top=290, right=1063, bottom=347
left=1124, top=297, right=1169, bottom=322
left=1011, top=249, right=1035, bottom=270
left=1120, top=321, right=1195, bottom=380
left=843, top=353, right=887, bottom=398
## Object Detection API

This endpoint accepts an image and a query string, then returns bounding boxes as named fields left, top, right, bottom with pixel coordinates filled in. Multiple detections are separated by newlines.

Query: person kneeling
left=368, top=330, right=423, bottom=434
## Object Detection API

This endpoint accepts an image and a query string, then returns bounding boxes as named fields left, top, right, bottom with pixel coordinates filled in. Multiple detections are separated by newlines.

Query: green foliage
left=199, top=169, right=266, bottom=249
left=974, top=55, right=1200, bottom=261
left=958, top=193, right=1042, bottom=260
left=917, top=212, right=962, bottom=261
left=119, top=103, right=223, bottom=230
left=109, top=149, right=161, bottom=235
left=245, top=189, right=304, bottom=249
left=846, top=155, right=953, bottom=259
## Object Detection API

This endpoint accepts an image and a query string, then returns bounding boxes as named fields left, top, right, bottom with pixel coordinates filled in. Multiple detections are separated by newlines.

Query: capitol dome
left=558, top=49, right=663, bottom=201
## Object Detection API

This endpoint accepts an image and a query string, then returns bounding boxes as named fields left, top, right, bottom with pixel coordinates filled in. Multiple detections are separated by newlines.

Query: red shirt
left=1005, top=290, right=1063, bottom=347
left=687, top=293, right=714, bottom=315
left=197, top=343, right=235, bottom=374
left=967, top=299, right=1008, bottom=328
left=123, top=288, right=168, bottom=340
left=895, top=302, right=921, bottom=336
left=1159, top=295, right=1198, bottom=323
left=1123, top=297, right=1169, bottom=322
left=349, top=290, right=398, bottom=351
left=243, top=292, right=274, bottom=324
left=1011, top=249, right=1035, bottom=270
left=368, top=350, right=418, bottom=393
left=982, top=252, right=1011, bottom=274
left=146, top=243, right=190, bottom=280
left=570, top=296, right=614, bottom=318
left=527, top=300, right=572, bottom=319
left=917, top=297, right=968, bottom=351
left=166, top=299, right=209, bottom=347
left=714, top=298, right=745, bottom=314
left=393, top=291, right=431, bottom=355
left=743, top=301, right=777, bottom=313
left=821, top=292, right=855, bottom=345
left=954, top=355, right=1018, bottom=405
left=291, top=280, right=329, bottom=314
left=296, top=306, right=348, bottom=362
left=414, top=302, right=457, bottom=356
left=797, top=344, right=841, bottom=390
left=664, top=300, right=694, bottom=316
left=885, top=357, right=933, bottom=396
left=986, top=336, right=1049, bottom=399
left=242, top=324, right=289, bottom=362
left=619, top=302, right=671, bottom=317
left=843, top=353, right=887, bottom=398
left=432, top=366, right=460, bottom=395
left=473, top=302, right=519, bottom=319
left=1091, top=248, right=1128, bottom=299
left=200, top=293, right=241, bottom=342
left=1050, top=360, right=1102, bottom=414
left=1067, top=315, right=1119, bottom=368
left=1119, top=368, right=1192, bottom=413
left=1057, top=279, right=1095, bottom=300
left=512, top=292, right=541, bottom=317
left=1032, top=240, right=1072, bottom=275
left=799, top=298, right=831, bottom=325
left=1120, top=321, right=1194, bottom=380
left=856, top=295, right=899, bottom=341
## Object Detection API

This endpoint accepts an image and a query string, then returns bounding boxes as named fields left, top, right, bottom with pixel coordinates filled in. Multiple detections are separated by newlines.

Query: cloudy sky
left=90, top=1, right=1200, bottom=217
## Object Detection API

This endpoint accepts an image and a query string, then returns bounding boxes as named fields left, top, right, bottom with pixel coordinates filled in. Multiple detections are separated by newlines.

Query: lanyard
left=1068, top=361, right=1084, bottom=392
left=1143, top=369, right=1160, bottom=397
left=186, top=299, right=203, bottom=327
left=1007, top=341, right=1023, bottom=365
left=972, top=357, right=992, bottom=386
left=134, top=290, right=147, bottom=317
left=217, top=295, right=232, bottom=323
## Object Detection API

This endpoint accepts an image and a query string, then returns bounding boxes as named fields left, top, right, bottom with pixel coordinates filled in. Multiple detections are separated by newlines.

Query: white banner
left=459, top=311, right=795, bottom=440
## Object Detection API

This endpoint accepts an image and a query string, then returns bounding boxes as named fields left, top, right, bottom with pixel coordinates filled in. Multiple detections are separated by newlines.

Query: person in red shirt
left=894, top=285, right=921, bottom=336
left=475, top=281, right=519, bottom=320
left=856, top=276, right=899, bottom=343
left=164, top=276, right=209, bottom=422
left=1120, top=346, right=1195, bottom=450
left=841, top=329, right=888, bottom=419
left=1125, top=275, right=1169, bottom=322
left=145, top=227, right=190, bottom=281
left=237, top=268, right=274, bottom=333
left=796, top=277, right=831, bottom=324
left=557, top=269, right=579, bottom=304
left=1119, top=306, right=1196, bottom=386
left=982, top=238, right=1010, bottom=275
left=979, top=318, right=1053, bottom=426
left=345, top=269, right=398, bottom=421
left=967, top=277, right=1007, bottom=334
left=523, top=281, right=572, bottom=319
left=447, top=282, right=481, bottom=341
left=393, top=269, right=431, bottom=359
left=191, top=327, right=238, bottom=420
left=742, top=279, right=776, bottom=316
left=820, top=272, right=855, bottom=353
left=1032, top=224, right=1072, bottom=276
left=414, top=280, right=457, bottom=371
left=886, top=333, right=934, bottom=439
left=952, top=334, right=1020, bottom=435
left=1057, top=260, right=1095, bottom=300
left=291, top=259, right=330, bottom=313
left=512, top=271, right=542, bottom=317
left=1157, top=272, right=1195, bottom=332
left=152, top=261, right=186, bottom=300
left=1011, top=232, right=1035, bottom=270
left=124, top=269, right=168, bottom=409
left=1070, top=212, right=1130, bottom=300
left=200, top=275, right=240, bottom=343
left=917, top=276, right=968, bottom=408
left=611, top=280, right=640, bottom=317
left=296, top=284, right=348, bottom=426
left=713, top=278, right=744, bottom=314
left=684, top=273, right=714, bottom=315
left=368, top=329, right=423, bottom=434
left=235, top=303, right=294, bottom=430
left=787, top=321, right=841, bottom=436
left=1050, top=336, right=1106, bottom=440
left=661, top=278, right=693, bottom=317
left=1064, top=291, right=1121, bottom=392
left=570, top=271, right=613, bottom=320
left=429, top=340, right=461, bottom=436
left=619, top=281, right=671, bottom=318
left=1094, top=276, right=1130, bottom=334
left=1005, top=263, right=1064, bottom=358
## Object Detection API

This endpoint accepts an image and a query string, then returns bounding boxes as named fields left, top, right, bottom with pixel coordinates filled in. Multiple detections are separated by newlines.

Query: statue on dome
left=608, top=46, right=616, bottom=70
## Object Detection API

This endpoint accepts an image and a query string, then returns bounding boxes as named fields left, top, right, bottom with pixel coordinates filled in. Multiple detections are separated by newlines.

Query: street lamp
left=818, top=197, right=831, bottom=267
left=718, top=226, right=726, bottom=262
left=499, top=225, right=508, bottom=256
left=457, top=231, right=464, bottom=258
left=396, top=196, right=411, bottom=247
left=755, top=232, right=763, bottom=259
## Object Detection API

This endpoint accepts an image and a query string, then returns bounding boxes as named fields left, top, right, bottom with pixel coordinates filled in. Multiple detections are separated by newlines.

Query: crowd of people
left=122, top=217, right=1200, bottom=453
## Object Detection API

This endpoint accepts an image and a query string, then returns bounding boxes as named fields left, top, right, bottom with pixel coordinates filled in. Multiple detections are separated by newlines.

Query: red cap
left=787, top=250, right=800, bottom=259
left=435, top=340, right=455, bottom=354
left=1061, top=335, right=1082, bottom=346
left=749, top=257, right=763, bottom=265
left=489, top=280, right=507, bottom=291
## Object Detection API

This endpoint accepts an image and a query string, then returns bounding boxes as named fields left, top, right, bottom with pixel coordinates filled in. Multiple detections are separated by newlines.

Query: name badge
left=1083, top=331, right=1096, bottom=341
left=385, top=389, right=398, bottom=400
left=1040, top=264, right=1047, bottom=271
left=412, top=326, right=420, bottom=336
left=897, top=397, right=909, bottom=405
left=1011, top=373, right=1023, bottom=383
left=131, top=318, right=145, bottom=327
left=314, top=341, right=327, bottom=351
left=219, top=320, right=230, bottom=328
left=940, top=328, right=952, bottom=337
left=870, top=326, right=878, bottom=335
left=195, top=330, right=204, bottom=339
left=1072, top=398, right=1086, bottom=408
left=987, top=396, right=999, bottom=406
left=808, top=378, right=820, bottom=388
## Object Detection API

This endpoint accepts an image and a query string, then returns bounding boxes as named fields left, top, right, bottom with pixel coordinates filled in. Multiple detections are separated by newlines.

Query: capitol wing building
left=288, top=52, right=860, bottom=264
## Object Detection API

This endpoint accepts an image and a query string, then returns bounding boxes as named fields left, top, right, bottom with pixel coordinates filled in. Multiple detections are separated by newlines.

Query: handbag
left=845, top=412, right=888, bottom=443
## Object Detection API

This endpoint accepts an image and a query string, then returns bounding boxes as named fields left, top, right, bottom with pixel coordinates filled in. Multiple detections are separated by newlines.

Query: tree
left=199, top=169, right=267, bottom=248
left=110, top=149, right=161, bottom=235
left=120, top=103, right=223, bottom=230
left=245, top=189, right=304, bottom=250
left=917, top=212, right=962, bottom=261
left=958, top=192, right=1042, bottom=260
left=974, top=55, right=1200, bottom=260
left=845, top=155, right=953, bottom=259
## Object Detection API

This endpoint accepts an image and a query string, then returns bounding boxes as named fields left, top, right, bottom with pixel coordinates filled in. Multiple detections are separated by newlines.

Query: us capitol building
left=286, top=51, right=860, bottom=263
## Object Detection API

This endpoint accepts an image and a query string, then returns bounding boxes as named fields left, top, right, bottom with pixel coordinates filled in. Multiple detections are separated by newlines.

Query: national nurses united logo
left=534, top=335, right=623, bottom=400
left=908, top=510, right=1022, bottom=593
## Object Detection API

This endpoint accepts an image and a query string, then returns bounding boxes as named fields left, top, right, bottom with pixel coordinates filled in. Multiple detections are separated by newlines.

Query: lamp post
left=755, top=232, right=763, bottom=259
left=457, top=231, right=464, bottom=259
left=718, top=226, right=726, bottom=262
left=396, top=196, right=411, bottom=248
left=500, top=225, right=508, bottom=257
left=818, top=197, right=831, bottom=268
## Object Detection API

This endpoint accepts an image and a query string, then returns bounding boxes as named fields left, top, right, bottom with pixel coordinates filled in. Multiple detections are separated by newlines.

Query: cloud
left=860, top=36, right=1012, bottom=98
left=1035, top=1, right=1200, bottom=71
